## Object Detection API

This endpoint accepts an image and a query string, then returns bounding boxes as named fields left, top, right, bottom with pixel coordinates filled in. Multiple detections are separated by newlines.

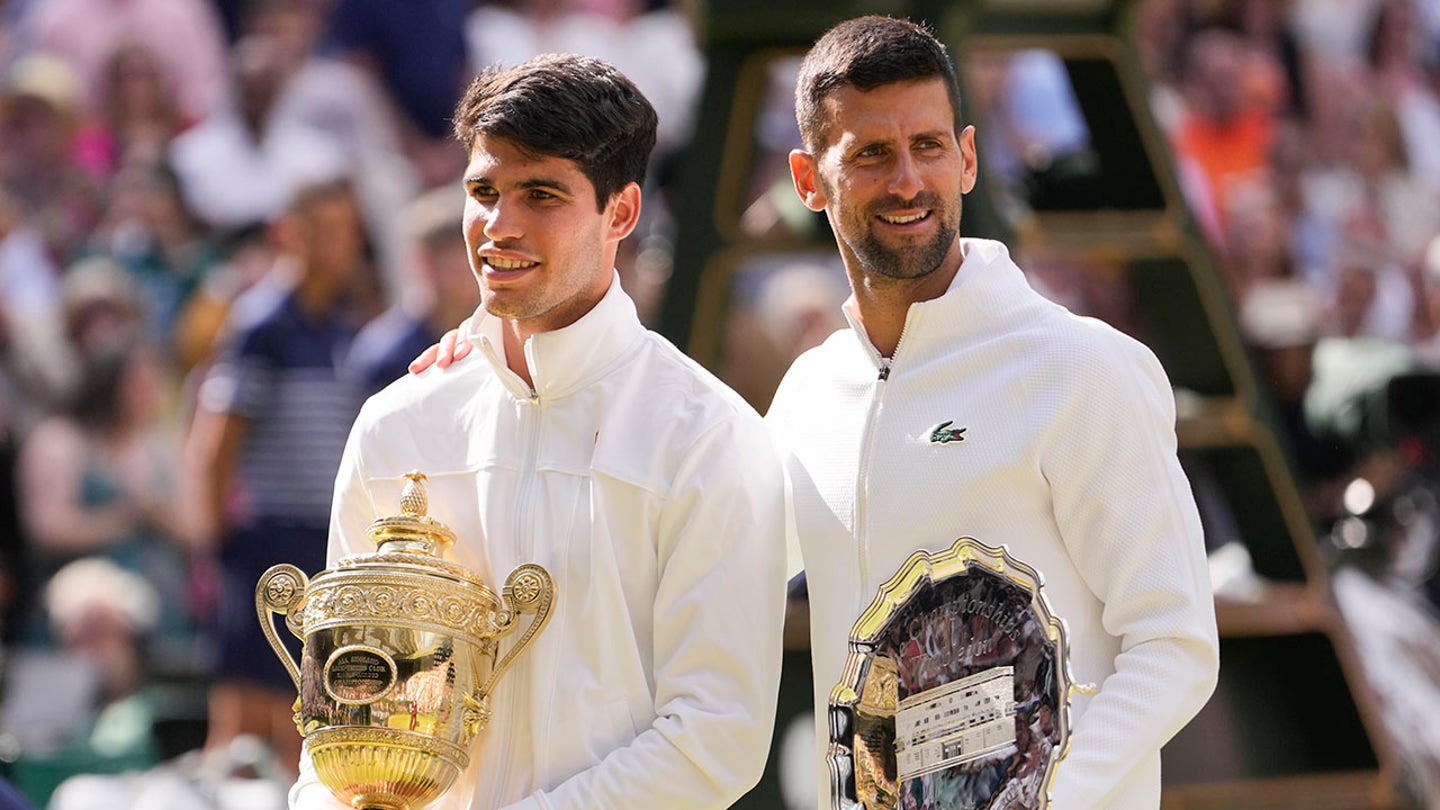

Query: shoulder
left=1038, top=312, right=1169, bottom=393
left=768, top=328, right=858, bottom=416
left=1018, top=310, right=1175, bottom=435
left=631, top=331, right=763, bottom=429
left=218, top=282, right=291, bottom=351
left=598, top=332, right=773, bottom=489
left=353, top=352, right=493, bottom=433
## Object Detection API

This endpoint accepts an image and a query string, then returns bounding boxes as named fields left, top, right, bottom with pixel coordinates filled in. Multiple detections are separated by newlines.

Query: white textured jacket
left=767, top=239, right=1219, bottom=809
left=291, top=277, right=787, bottom=810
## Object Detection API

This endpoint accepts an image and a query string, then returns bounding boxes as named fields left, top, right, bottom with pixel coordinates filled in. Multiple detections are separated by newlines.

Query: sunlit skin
left=789, top=78, right=978, bottom=358
left=461, top=134, right=641, bottom=386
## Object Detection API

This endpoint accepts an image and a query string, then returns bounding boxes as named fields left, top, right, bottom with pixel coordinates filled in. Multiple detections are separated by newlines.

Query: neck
left=501, top=320, right=534, bottom=389
left=844, top=243, right=963, bottom=359
left=294, top=267, right=338, bottom=318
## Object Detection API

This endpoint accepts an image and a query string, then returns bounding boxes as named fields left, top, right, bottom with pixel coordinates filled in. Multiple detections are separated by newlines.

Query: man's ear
left=959, top=125, right=978, bottom=195
left=605, top=182, right=643, bottom=241
left=789, top=149, right=828, bottom=212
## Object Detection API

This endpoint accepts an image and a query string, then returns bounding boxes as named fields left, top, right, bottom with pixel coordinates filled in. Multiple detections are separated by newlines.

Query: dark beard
left=852, top=213, right=957, bottom=280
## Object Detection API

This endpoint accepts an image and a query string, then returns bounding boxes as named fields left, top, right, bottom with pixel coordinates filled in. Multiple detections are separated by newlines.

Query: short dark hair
left=452, top=54, right=658, bottom=211
left=794, top=16, right=963, bottom=153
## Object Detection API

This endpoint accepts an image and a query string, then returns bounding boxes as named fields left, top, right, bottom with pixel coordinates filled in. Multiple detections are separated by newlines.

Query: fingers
left=452, top=333, right=473, bottom=363
left=408, top=344, right=439, bottom=375
left=407, top=322, right=475, bottom=375
left=437, top=330, right=458, bottom=369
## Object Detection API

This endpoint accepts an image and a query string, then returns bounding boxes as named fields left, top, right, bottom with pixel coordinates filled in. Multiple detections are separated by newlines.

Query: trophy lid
left=366, top=471, right=459, bottom=555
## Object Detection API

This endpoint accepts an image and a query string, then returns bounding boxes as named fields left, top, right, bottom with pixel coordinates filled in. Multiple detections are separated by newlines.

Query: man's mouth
left=877, top=211, right=931, bottom=225
left=486, top=256, right=540, bottom=270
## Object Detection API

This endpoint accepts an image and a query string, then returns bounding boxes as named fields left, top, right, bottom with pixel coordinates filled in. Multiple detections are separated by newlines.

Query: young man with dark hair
left=292, top=54, right=786, bottom=810
left=770, top=15, right=1219, bottom=809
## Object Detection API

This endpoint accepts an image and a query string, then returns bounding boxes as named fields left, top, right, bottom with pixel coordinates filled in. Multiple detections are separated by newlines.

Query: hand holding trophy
left=256, top=472, right=554, bottom=810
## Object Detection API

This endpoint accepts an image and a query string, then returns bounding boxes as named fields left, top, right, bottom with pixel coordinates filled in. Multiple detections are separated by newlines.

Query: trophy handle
left=256, top=564, right=310, bottom=691
left=478, top=563, right=555, bottom=699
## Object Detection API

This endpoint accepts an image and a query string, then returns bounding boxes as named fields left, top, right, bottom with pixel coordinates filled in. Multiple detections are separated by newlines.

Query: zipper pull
left=878, top=360, right=891, bottom=381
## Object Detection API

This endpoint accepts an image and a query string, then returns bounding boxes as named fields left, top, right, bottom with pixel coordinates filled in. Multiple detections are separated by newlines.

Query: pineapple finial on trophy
left=401, top=471, right=429, bottom=517
left=364, top=470, right=457, bottom=557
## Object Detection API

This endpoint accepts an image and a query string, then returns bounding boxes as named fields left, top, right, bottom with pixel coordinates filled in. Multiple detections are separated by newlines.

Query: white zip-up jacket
left=291, top=276, right=787, bottom=810
left=767, top=239, right=1219, bottom=809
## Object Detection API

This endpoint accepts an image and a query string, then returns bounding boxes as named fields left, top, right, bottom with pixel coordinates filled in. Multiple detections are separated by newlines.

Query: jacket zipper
left=855, top=314, right=913, bottom=595
left=496, top=363, right=542, bottom=802
left=854, top=360, right=888, bottom=590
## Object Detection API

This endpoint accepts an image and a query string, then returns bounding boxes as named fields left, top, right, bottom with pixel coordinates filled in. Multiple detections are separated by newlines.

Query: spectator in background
left=0, top=182, right=67, bottom=424
left=94, top=161, right=224, bottom=351
left=1237, top=278, right=1352, bottom=498
left=248, top=0, right=419, bottom=302
left=1366, top=0, right=1440, bottom=190
left=44, top=558, right=160, bottom=706
left=345, top=186, right=477, bottom=397
left=1134, top=0, right=1189, bottom=130
left=465, top=0, right=703, bottom=159
left=1219, top=179, right=1296, bottom=300
left=1201, top=0, right=1310, bottom=121
left=14, top=261, right=199, bottom=653
left=169, top=34, right=346, bottom=235
left=20, top=0, right=228, bottom=124
left=1327, top=238, right=1414, bottom=343
left=187, top=180, right=364, bottom=774
left=0, top=54, right=103, bottom=268
left=324, top=0, right=471, bottom=188
left=73, top=42, right=190, bottom=179
left=1170, top=27, right=1282, bottom=244
left=170, top=224, right=278, bottom=379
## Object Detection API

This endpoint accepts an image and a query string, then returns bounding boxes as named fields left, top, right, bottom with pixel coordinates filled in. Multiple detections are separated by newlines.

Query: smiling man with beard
left=766, top=15, right=1220, bottom=810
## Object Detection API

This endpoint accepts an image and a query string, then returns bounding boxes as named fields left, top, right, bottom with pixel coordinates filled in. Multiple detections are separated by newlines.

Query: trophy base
left=309, top=726, right=471, bottom=810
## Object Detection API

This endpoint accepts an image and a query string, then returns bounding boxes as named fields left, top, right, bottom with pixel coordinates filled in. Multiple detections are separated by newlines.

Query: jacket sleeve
left=1041, top=334, right=1220, bottom=807
left=500, top=411, right=788, bottom=810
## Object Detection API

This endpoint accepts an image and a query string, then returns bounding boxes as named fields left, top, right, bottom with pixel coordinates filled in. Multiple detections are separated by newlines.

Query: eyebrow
left=846, top=129, right=953, bottom=152
left=464, top=175, right=574, bottom=196
left=910, top=130, right=951, bottom=142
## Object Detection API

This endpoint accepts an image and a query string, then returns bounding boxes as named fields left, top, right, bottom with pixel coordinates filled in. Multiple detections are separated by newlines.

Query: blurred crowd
left=0, top=0, right=700, bottom=806
left=1139, top=0, right=1440, bottom=506
left=1136, top=1, right=1440, bottom=804
left=0, top=0, right=1439, bottom=806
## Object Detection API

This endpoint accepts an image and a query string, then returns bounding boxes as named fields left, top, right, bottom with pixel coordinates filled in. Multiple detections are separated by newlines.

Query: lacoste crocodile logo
left=929, top=421, right=967, bottom=444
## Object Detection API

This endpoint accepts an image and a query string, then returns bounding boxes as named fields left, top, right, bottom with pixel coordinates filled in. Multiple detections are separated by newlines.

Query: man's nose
left=482, top=198, right=523, bottom=242
left=888, top=152, right=924, bottom=200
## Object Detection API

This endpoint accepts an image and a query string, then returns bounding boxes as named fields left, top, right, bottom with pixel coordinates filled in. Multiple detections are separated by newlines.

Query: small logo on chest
left=929, top=420, right=967, bottom=444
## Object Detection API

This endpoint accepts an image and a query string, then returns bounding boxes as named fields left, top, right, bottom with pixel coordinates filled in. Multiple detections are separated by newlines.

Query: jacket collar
left=840, top=238, right=1034, bottom=364
left=465, top=271, right=647, bottom=400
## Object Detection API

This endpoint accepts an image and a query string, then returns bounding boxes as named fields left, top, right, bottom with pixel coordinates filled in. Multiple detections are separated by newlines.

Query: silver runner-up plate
left=827, top=537, right=1081, bottom=810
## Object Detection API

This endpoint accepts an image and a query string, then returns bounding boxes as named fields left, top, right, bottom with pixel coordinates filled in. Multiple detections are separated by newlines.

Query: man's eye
left=857, top=146, right=884, bottom=158
left=530, top=189, right=556, bottom=201
left=471, top=186, right=497, bottom=200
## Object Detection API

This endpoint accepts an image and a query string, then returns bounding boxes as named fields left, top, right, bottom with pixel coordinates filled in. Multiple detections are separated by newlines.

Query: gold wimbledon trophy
left=257, top=472, right=554, bottom=810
